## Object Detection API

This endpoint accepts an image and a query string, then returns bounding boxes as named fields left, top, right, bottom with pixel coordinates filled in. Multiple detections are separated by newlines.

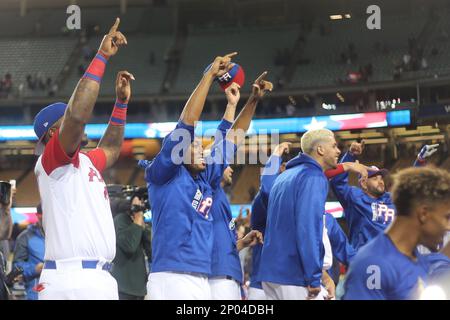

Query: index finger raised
left=109, top=17, right=120, bottom=34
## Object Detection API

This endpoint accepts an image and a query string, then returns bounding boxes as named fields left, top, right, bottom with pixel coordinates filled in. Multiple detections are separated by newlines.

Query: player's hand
left=237, top=230, right=263, bottom=251
left=322, top=271, right=336, bottom=300
left=251, top=71, right=273, bottom=99
left=273, top=142, right=291, bottom=157
left=306, top=286, right=321, bottom=300
left=35, top=263, right=44, bottom=275
left=418, top=144, right=439, bottom=160
left=98, top=18, right=128, bottom=57
left=342, top=160, right=374, bottom=182
left=132, top=211, right=145, bottom=226
left=225, top=82, right=240, bottom=107
left=349, top=140, right=365, bottom=156
left=206, top=52, right=238, bottom=78
left=115, top=71, right=134, bottom=102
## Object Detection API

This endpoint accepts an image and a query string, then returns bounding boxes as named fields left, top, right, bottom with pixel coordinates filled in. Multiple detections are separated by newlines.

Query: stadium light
left=330, top=15, right=343, bottom=20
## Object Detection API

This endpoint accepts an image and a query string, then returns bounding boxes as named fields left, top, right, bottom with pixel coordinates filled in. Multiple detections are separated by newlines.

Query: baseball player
left=258, top=129, right=342, bottom=300
left=331, top=141, right=440, bottom=251
left=248, top=143, right=361, bottom=300
left=209, top=82, right=264, bottom=300
left=142, top=59, right=272, bottom=299
left=343, top=167, right=450, bottom=300
left=33, top=19, right=133, bottom=300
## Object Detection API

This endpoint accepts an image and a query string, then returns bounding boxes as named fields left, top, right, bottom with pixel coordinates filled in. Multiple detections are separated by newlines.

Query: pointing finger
left=109, top=17, right=120, bottom=34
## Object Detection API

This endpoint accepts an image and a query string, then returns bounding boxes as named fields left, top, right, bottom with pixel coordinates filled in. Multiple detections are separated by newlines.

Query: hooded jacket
left=258, top=153, right=328, bottom=288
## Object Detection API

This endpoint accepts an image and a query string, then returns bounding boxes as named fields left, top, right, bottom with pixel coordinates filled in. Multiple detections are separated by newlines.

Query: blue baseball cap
left=359, top=165, right=389, bottom=180
left=33, top=102, right=67, bottom=155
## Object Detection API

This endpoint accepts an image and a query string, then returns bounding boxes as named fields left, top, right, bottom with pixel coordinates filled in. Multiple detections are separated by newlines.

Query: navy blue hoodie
left=144, top=121, right=235, bottom=275
left=330, top=152, right=396, bottom=250
left=258, top=153, right=328, bottom=288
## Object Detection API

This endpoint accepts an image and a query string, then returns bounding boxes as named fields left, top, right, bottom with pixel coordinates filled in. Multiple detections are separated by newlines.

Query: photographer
left=111, top=195, right=152, bottom=300
left=0, top=181, right=13, bottom=300
left=12, top=203, right=45, bottom=300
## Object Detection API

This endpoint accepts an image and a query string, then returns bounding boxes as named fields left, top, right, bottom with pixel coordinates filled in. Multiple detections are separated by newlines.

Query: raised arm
left=414, top=144, right=439, bottom=167
left=180, top=52, right=237, bottom=126
left=146, top=53, right=237, bottom=184
left=97, top=71, right=134, bottom=169
left=330, top=141, right=363, bottom=207
left=226, top=71, right=273, bottom=146
left=260, top=142, right=290, bottom=196
left=59, top=18, right=127, bottom=156
left=204, top=82, right=240, bottom=187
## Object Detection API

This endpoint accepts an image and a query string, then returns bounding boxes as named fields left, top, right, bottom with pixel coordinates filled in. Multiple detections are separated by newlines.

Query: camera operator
left=12, top=203, right=45, bottom=300
left=111, top=195, right=152, bottom=300
left=0, top=181, right=13, bottom=300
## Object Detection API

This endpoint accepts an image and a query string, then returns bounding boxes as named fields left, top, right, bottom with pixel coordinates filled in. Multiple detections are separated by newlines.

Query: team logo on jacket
left=229, top=218, right=236, bottom=231
left=192, top=189, right=213, bottom=219
left=371, top=202, right=395, bottom=224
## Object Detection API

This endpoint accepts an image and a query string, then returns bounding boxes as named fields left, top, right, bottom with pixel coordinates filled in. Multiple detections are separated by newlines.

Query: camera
left=107, top=184, right=150, bottom=218
left=0, top=181, right=11, bottom=206
left=5, top=266, right=23, bottom=287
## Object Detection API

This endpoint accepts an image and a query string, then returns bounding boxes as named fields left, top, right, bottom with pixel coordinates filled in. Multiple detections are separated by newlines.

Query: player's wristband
left=109, top=99, right=128, bottom=126
left=83, top=51, right=109, bottom=83
left=416, top=157, right=426, bottom=165
left=325, top=164, right=345, bottom=179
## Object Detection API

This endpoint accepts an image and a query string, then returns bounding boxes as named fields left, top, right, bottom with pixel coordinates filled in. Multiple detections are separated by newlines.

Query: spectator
left=111, top=196, right=152, bottom=300
left=12, top=204, right=45, bottom=300
left=0, top=181, right=13, bottom=300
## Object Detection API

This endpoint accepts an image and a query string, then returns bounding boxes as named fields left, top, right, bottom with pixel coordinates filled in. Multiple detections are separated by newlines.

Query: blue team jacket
left=210, top=119, right=242, bottom=283
left=343, top=233, right=429, bottom=300
left=330, top=152, right=396, bottom=250
left=325, top=213, right=356, bottom=266
left=258, top=153, right=328, bottom=288
left=13, top=224, right=45, bottom=300
left=249, top=154, right=282, bottom=289
left=144, top=121, right=235, bottom=275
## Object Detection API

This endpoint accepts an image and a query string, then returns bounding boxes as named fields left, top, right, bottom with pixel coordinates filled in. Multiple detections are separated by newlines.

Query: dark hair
left=391, top=166, right=450, bottom=216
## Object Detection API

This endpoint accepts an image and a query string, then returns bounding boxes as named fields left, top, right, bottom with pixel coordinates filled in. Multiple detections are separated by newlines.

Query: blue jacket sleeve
left=204, top=122, right=237, bottom=189
left=295, top=174, right=328, bottom=288
left=145, top=121, right=195, bottom=185
left=330, top=151, right=357, bottom=208
left=214, top=119, right=232, bottom=143
left=325, top=214, right=356, bottom=266
left=13, top=232, right=38, bottom=281
left=260, top=155, right=282, bottom=198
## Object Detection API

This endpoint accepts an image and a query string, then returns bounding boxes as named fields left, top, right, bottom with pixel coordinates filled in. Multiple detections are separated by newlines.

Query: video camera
left=107, top=184, right=150, bottom=218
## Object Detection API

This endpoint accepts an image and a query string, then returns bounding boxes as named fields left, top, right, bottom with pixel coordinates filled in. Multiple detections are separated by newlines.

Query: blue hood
left=286, top=153, right=323, bottom=171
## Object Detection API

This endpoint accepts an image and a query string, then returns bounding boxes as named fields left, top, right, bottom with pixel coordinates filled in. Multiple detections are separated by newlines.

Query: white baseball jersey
left=35, top=131, right=115, bottom=261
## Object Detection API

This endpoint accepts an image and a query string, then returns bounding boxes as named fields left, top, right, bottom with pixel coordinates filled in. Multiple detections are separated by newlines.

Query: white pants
left=262, top=282, right=328, bottom=300
left=38, top=260, right=118, bottom=300
left=147, top=272, right=211, bottom=300
left=248, top=287, right=267, bottom=300
left=209, top=277, right=241, bottom=300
